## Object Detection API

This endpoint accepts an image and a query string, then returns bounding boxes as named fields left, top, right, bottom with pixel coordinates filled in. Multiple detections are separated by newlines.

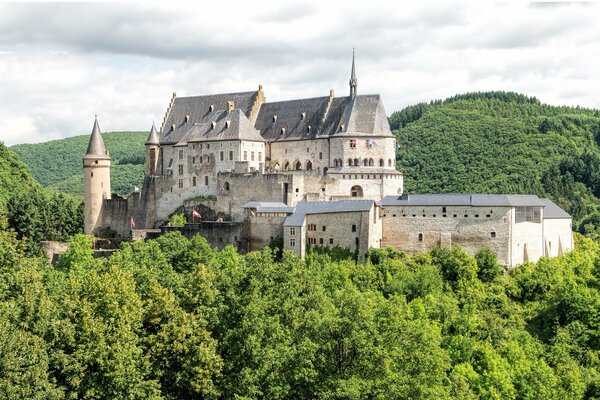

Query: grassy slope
left=11, top=131, right=147, bottom=196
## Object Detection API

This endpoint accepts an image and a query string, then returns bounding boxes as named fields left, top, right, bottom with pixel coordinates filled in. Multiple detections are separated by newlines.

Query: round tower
left=83, top=116, right=111, bottom=235
left=145, top=123, right=160, bottom=176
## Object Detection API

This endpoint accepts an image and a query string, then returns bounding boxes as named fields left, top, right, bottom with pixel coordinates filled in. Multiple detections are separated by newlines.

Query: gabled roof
left=254, top=94, right=393, bottom=141
left=160, top=91, right=259, bottom=144
left=178, top=109, right=264, bottom=144
left=83, top=117, right=110, bottom=160
left=284, top=200, right=374, bottom=227
left=540, top=198, right=572, bottom=219
left=379, top=194, right=545, bottom=207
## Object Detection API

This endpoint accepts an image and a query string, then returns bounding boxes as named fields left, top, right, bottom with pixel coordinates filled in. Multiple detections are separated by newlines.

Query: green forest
left=11, top=131, right=147, bottom=196
left=0, top=225, right=598, bottom=399
left=391, top=91, right=600, bottom=240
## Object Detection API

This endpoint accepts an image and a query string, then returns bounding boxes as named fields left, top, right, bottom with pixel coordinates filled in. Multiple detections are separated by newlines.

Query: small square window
left=319, top=238, right=324, bottom=245
left=491, top=232, right=497, bottom=238
left=329, top=238, right=334, bottom=245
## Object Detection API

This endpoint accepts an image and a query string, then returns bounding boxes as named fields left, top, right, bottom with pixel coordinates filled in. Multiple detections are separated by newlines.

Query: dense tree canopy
left=0, top=224, right=597, bottom=399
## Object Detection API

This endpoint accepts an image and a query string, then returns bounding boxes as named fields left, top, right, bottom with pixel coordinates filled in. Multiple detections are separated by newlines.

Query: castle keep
left=83, top=56, right=573, bottom=267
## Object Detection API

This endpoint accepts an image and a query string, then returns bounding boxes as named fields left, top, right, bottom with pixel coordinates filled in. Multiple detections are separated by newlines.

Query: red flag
left=130, top=216, right=136, bottom=228
left=192, top=209, right=201, bottom=219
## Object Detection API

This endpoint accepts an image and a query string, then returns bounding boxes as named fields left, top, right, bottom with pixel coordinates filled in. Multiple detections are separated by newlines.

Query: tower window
left=205, top=176, right=209, bottom=186
left=193, top=176, right=197, bottom=186
left=418, top=233, right=423, bottom=242
left=178, top=150, right=184, bottom=160
left=351, top=224, right=356, bottom=232
left=95, top=160, right=98, bottom=164
left=491, top=232, right=496, bottom=238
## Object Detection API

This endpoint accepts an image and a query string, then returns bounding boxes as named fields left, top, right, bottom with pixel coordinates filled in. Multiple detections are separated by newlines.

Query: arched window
left=379, top=158, right=384, bottom=167
left=350, top=185, right=363, bottom=198
left=333, top=159, right=338, bottom=167
left=284, top=161, right=290, bottom=170
left=348, top=158, right=353, bottom=166
left=368, top=158, right=374, bottom=166
left=295, top=161, right=302, bottom=170
left=273, top=162, right=280, bottom=171
left=353, top=158, right=359, bottom=166
left=306, top=160, right=312, bottom=170
left=388, top=159, right=392, bottom=167
left=338, top=158, right=343, bottom=167
left=363, top=158, right=369, bottom=166
left=224, top=182, right=230, bottom=191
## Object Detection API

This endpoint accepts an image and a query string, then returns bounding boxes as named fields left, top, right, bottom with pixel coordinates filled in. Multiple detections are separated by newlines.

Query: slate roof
left=146, top=123, right=160, bottom=145
left=254, top=94, right=393, bottom=141
left=176, top=109, right=264, bottom=144
left=84, top=117, right=110, bottom=160
left=242, top=201, right=294, bottom=214
left=379, top=194, right=546, bottom=207
left=160, top=91, right=258, bottom=144
left=540, top=198, right=572, bottom=219
left=284, top=200, right=374, bottom=226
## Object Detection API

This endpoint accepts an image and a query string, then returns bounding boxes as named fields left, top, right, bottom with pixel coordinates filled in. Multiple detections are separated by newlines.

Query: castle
left=83, top=55, right=573, bottom=267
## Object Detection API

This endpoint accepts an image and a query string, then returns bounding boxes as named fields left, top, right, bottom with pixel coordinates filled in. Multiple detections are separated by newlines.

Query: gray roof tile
left=179, top=109, right=264, bottom=143
left=242, top=201, right=294, bottom=214
left=84, top=117, right=110, bottom=159
left=540, top=198, right=572, bottom=219
left=380, top=194, right=545, bottom=207
left=284, top=200, right=374, bottom=226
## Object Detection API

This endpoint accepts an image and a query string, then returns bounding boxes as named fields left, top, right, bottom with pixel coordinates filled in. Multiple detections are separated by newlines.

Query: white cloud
left=0, top=1, right=598, bottom=145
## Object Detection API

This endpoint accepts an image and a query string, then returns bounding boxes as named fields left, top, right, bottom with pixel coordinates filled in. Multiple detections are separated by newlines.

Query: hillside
left=0, top=142, right=82, bottom=243
left=11, top=131, right=147, bottom=196
left=391, top=92, right=600, bottom=239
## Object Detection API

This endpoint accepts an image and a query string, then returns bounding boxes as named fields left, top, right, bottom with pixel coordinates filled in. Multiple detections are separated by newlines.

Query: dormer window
left=301, top=112, right=306, bottom=120
left=225, top=121, right=231, bottom=128
left=339, top=124, right=344, bottom=131
left=281, top=127, right=285, bottom=135
left=272, top=115, right=277, bottom=122
left=307, top=125, right=311, bottom=132
left=211, top=121, right=216, bottom=130
left=171, top=124, right=175, bottom=132
left=185, top=115, right=190, bottom=123
left=209, top=105, right=214, bottom=112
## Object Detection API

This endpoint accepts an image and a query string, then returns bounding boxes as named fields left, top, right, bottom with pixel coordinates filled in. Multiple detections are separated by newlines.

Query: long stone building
left=82, top=55, right=573, bottom=267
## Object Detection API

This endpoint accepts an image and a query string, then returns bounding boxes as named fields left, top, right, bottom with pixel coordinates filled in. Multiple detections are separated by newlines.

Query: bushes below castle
left=0, top=227, right=598, bottom=398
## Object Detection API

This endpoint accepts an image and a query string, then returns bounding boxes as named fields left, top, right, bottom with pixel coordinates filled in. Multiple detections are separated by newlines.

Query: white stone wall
left=382, top=205, right=512, bottom=265
left=509, top=208, right=544, bottom=266
left=543, top=218, right=574, bottom=257
left=330, top=136, right=396, bottom=168
left=269, top=139, right=329, bottom=172
left=83, top=158, right=111, bottom=234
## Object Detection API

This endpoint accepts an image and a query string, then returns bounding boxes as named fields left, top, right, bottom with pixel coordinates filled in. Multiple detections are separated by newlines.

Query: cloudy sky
left=0, top=1, right=599, bottom=145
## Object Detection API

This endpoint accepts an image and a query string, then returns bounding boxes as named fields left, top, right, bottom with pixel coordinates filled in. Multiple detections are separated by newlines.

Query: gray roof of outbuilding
left=284, top=200, right=374, bottom=227
left=540, top=198, right=572, bottom=219
left=160, top=91, right=258, bottom=144
left=83, top=117, right=110, bottom=159
left=242, top=201, right=295, bottom=214
left=177, top=109, right=264, bottom=144
left=379, top=194, right=546, bottom=207
left=254, top=94, right=393, bottom=141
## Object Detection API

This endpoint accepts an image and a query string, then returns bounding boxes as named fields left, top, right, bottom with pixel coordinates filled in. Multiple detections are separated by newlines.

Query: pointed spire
left=84, top=116, right=110, bottom=159
left=349, top=48, right=357, bottom=99
left=146, top=122, right=160, bottom=145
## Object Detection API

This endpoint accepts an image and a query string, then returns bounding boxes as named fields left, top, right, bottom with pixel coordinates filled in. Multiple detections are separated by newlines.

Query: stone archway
left=351, top=185, right=363, bottom=198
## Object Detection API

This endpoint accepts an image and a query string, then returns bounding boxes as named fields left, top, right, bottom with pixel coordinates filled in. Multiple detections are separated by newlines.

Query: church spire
left=84, top=116, right=110, bottom=159
left=349, top=48, right=357, bottom=99
left=146, top=122, right=160, bottom=145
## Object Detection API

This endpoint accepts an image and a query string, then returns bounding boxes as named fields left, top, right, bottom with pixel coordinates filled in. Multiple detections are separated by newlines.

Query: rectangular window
left=220, top=151, right=224, bottom=161
left=205, top=176, right=209, bottom=186
left=515, top=206, right=541, bottom=223
left=351, top=224, right=356, bottom=232
left=350, top=139, right=356, bottom=148
left=308, top=238, right=317, bottom=245
left=251, top=151, right=255, bottom=161
left=178, top=179, right=183, bottom=189
left=192, top=176, right=197, bottom=186
left=491, top=232, right=497, bottom=238
left=319, top=238, right=324, bottom=245
left=258, top=152, right=262, bottom=161
left=229, top=151, right=234, bottom=161
left=289, top=227, right=296, bottom=236
left=290, top=238, right=296, bottom=247
left=178, top=165, right=184, bottom=175
left=244, top=151, right=247, bottom=161
left=319, top=152, right=322, bottom=160
left=322, top=226, right=326, bottom=232
left=329, top=238, right=334, bottom=245
left=178, top=150, right=184, bottom=160
left=308, top=224, right=317, bottom=231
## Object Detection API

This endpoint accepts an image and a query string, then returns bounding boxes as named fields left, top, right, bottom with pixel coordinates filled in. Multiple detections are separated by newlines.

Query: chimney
left=227, top=101, right=234, bottom=113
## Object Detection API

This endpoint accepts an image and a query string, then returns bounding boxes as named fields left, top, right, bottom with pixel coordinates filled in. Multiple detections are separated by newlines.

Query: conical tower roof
left=83, top=116, right=110, bottom=159
left=146, top=123, right=160, bottom=145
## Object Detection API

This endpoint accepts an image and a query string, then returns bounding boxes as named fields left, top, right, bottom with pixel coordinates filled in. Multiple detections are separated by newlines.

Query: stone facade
left=83, top=57, right=574, bottom=267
